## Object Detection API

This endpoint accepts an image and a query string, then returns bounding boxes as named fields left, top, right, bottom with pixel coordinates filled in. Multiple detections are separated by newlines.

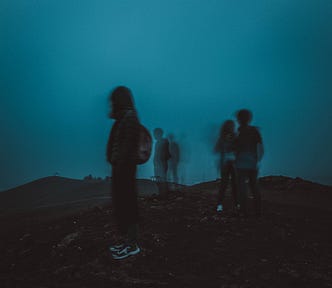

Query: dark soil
left=1, top=185, right=332, bottom=288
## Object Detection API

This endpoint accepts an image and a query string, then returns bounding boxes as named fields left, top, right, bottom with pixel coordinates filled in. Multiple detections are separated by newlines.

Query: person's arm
left=165, top=139, right=171, bottom=160
left=118, top=111, right=140, bottom=162
left=214, top=137, right=222, bottom=153
left=106, top=123, right=117, bottom=164
left=256, top=129, right=264, bottom=162
left=257, top=143, right=264, bottom=162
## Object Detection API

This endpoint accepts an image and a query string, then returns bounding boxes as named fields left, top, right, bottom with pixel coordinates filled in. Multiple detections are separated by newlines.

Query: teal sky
left=1, top=0, right=331, bottom=190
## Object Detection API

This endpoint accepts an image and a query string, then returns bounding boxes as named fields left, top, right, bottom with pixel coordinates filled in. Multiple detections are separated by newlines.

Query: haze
left=1, top=0, right=331, bottom=190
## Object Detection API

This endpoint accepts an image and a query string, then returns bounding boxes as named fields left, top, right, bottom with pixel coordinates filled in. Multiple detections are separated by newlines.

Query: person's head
left=168, top=133, right=175, bottom=141
left=153, top=128, right=163, bottom=140
left=220, top=120, right=235, bottom=138
left=109, top=86, right=134, bottom=119
left=236, top=109, right=252, bottom=126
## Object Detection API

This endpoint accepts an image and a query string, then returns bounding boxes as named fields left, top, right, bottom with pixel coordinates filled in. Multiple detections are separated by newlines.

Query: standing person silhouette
left=214, top=120, right=238, bottom=213
left=153, top=128, right=171, bottom=197
left=168, top=133, right=180, bottom=186
left=106, top=86, right=141, bottom=260
left=234, top=109, right=264, bottom=217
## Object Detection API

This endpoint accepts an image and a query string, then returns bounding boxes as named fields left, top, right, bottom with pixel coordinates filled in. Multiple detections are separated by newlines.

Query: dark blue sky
left=1, top=0, right=331, bottom=190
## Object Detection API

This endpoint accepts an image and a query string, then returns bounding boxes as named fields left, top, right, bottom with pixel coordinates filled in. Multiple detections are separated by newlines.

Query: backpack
left=136, top=124, right=152, bottom=164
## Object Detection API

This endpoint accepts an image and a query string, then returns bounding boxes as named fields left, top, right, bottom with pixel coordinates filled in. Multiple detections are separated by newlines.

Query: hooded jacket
left=106, top=90, right=140, bottom=164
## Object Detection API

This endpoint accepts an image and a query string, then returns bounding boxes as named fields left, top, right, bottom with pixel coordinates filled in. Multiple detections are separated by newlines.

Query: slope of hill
left=0, top=176, right=160, bottom=214
left=0, top=185, right=331, bottom=288
left=259, top=176, right=332, bottom=210
left=191, top=176, right=332, bottom=211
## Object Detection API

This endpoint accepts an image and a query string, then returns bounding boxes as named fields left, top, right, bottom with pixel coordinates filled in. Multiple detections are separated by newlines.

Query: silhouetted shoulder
left=251, top=126, right=262, bottom=144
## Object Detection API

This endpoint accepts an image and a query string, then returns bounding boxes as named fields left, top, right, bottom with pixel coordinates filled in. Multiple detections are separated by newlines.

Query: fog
left=1, top=0, right=331, bottom=190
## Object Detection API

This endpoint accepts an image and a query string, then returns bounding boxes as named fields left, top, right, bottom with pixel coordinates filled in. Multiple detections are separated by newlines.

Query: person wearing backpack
left=106, top=86, right=142, bottom=260
left=214, top=120, right=238, bottom=213
left=234, top=109, right=264, bottom=217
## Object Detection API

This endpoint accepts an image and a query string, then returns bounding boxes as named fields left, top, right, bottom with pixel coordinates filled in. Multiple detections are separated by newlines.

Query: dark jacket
left=106, top=109, right=140, bottom=164
left=153, top=138, right=171, bottom=164
left=214, top=132, right=236, bottom=165
left=234, top=125, right=263, bottom=169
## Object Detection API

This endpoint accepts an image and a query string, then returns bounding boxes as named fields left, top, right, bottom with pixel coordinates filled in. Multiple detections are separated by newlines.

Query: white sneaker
left=109, top=243, right=125, bottom=252
left=112, top=244, right=141, bottom=260
left=216, top=204, right=223, bottom=212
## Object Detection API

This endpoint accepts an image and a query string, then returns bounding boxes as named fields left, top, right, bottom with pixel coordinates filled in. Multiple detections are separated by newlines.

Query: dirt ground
left=1, top=181, right=332, bottom=288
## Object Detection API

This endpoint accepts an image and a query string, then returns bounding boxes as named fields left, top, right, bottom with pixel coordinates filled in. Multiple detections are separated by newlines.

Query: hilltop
left=0, top=176, right=331, bottom=287
left=0, top=176, right=160, bottom=215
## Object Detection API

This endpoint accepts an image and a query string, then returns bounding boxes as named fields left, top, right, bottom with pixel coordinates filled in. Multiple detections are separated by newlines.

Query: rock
left=19, top=233, right=32, bottom=242
left=200, top=216, right=209, bottom=223
left=57, top=232, right=80, bottom=248
left=260, top=258, right=268, bottom=263
left=150, top=205, right=162, bottom=209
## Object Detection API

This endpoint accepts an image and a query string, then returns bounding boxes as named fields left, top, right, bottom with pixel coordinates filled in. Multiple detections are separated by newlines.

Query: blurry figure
left=153, top=128, right=171, bottom=197
left=168, top=133, right=180, bottom=186
left=235, top=109, right=264, bottom=217
left=106, top=86, right=141, bottom=259
left=214, top=120, right=238, bottom=213
left=178, top=133, right=190, bottom=184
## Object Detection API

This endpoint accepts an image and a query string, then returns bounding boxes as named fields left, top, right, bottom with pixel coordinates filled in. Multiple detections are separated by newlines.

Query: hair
left=153, top=128, right=163, bottom=137
left=110, top=86, right=134, bottom=107
left=236, top=109, right=253, bottom=126
left=109, top=86, right=134, bottom=118
left=220, top=120, right=235, bottom=140
left=168, top=133, right=174, bottom=141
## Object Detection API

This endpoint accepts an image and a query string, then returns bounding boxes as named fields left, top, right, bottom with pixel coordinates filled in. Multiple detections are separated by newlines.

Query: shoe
left=216, top=204, right=223, bottom=212
left=109, top=243, right=126, bottom=252
left=112, top=244, right=141, bottom=260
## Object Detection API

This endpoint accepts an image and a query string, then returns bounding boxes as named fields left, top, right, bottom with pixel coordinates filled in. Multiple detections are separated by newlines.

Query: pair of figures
left=214, top=110, right=264, bottom=217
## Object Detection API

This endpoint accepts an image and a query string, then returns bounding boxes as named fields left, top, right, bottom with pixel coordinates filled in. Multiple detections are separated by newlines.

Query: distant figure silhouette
left=234, top=109, right=264, bottom=217
left=106, top=86, right=141, bottom=259
left=214, top=120, right=238, bottom=213
left=168, top=133, right=180, bottom=185
left=178, top=133, right=190, bottom=184
left=153, top=128, right=171, bottom=197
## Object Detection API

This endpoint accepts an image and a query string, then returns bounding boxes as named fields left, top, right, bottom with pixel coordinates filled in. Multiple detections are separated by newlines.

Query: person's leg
left=168, top=162, right=175, bottom=190
left=159, top=162, right=168, bottom=197
left=153, top=163, right=158, bottom=182
left=115, top=163, right=138, bottom=239
left=125, top=163, right=139, bottom=241
left=217, top=162, right=231, bottom=209
left=248, top=169, right=261, bottom=216
left=237, top=169, right=248, bottom=216
left=112, top=221, right=140, bottom=260
left=111, top=163, right=141, bottom=259
left=127, top=224, right=138, bottom=245
left=110, top=164, right=127, bottom=249
left=230, top=162, right=239, bottom=209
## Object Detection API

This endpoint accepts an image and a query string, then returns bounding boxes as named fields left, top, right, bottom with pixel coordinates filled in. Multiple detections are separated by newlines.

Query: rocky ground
left=1, top=181, right=332, bottom=288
